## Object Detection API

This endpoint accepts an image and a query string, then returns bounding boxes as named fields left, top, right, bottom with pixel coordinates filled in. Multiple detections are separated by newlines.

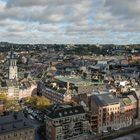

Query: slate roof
left=46, top=105, right=85, bottom=119
left=92, top=93, right=120, bottom=106
left=0, top=112, right=34, bottom=134
left=128, top=95, right=137, bottom=103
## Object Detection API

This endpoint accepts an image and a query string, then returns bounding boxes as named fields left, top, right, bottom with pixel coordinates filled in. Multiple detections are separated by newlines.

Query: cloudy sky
left=0, top=0, right=140, bottom=44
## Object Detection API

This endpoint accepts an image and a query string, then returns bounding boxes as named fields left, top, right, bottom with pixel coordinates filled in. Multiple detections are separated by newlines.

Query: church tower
left=9, top=47, right=18, bottom=79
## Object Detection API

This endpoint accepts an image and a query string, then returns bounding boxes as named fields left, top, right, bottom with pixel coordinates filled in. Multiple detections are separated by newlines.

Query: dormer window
left=70, top=111, right=73, bottom=114
left=59, top=113, right=62, bottom=117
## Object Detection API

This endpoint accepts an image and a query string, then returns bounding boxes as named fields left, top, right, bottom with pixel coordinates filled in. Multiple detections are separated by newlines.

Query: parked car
left=29, top=115, right=34, bottom=120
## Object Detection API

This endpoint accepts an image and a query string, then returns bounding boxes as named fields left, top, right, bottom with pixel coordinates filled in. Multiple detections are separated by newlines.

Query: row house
left=120, top=98, right=135, bottom=128
left=37, top=81, right=66, bottom=103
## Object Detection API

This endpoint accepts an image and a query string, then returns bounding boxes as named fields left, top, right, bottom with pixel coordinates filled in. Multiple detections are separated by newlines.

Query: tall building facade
left=90, top=93, right=120, bottom=133
left=45, top=105, right=89, bottom=140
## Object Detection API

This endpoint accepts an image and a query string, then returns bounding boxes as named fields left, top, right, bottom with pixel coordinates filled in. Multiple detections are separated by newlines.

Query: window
left=14, top=133, right=17, bottom=137
left=64, top=112, right=67, bottom=115
left=110, top=112, right=114, bottom=122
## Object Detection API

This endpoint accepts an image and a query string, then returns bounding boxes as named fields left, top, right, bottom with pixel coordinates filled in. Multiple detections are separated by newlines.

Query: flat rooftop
left=46, top=104, right=85, bottom=119
left=55, top=75, right=102, bottom=86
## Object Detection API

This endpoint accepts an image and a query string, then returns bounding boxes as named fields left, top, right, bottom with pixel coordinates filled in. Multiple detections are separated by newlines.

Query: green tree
left=25, top=96, right=51, bottom=109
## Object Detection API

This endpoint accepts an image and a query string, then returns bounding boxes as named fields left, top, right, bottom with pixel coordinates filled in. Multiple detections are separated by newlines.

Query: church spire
left=10, top=45, right=14, bottom=59
left=9, top=46, right=18, bottom=79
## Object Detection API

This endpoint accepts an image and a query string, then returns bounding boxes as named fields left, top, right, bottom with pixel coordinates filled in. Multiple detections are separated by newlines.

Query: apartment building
left=87, top=112, right=98, bottom=132
left=90, top=93, right=120, bottom=133
left=45, top=104, right=89, bottom=140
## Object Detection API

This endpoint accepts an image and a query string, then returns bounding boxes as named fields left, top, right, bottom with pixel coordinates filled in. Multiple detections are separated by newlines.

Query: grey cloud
left=6, top=0, right=89, bottom=7
left=1, top=0, right=92, bottom=25
left=6, top=0, right=49, bottom=7
left=7, top=24, right=27, bottom=32
left=94, top=0, right=140, bottom=33
left=37, top=24, right=61, bottom=32
left=0, top=0, right=139, bottom=44
left=105, top=0, right=140, bottom=19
